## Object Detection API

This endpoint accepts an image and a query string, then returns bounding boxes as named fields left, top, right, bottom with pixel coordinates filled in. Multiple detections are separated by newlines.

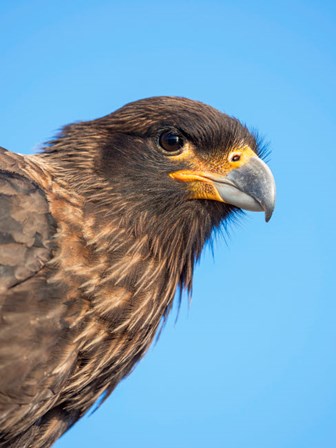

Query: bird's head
left=44, top=96, right=275, bottom=240
left=94, top=97, right=275, bottom=220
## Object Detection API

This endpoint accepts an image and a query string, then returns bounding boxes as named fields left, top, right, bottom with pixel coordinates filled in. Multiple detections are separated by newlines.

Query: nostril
left=231, top=154, right=241, bottom=162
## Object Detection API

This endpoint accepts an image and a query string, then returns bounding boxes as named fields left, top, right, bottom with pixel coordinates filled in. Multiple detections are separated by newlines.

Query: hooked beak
left=170, top=155, right=276, bottom=222
left=214, top=156, right=275, bottom=222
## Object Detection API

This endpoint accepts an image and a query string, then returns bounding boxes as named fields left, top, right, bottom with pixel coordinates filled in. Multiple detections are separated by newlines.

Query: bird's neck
left=81, top=196, right=210, bottom=315
left=61, top=196, right=211, bottom=400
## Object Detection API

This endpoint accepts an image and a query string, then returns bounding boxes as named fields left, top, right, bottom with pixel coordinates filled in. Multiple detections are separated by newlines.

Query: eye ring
left=158, top=130, right=185, bottom=154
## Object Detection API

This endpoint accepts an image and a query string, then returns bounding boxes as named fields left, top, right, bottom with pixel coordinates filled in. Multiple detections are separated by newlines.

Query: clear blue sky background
left=1, top=1, right=335, bottom=447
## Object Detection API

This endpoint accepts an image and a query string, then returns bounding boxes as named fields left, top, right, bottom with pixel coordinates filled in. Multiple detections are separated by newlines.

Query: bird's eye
left=159, top=131, right=185, bottom=154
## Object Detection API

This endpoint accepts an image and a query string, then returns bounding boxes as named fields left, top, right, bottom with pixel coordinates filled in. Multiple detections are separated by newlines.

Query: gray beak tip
left=218, top=156, right=276, bottom=222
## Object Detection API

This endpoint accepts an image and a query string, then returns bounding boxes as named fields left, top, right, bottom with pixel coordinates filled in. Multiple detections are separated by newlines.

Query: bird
left=0, top=96, right=275, bottom=447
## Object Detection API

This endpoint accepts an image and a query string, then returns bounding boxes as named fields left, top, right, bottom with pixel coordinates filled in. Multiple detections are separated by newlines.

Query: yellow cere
left=168, top=144, right=258, bottom=202
left=228, top=145, right=256, bottom=170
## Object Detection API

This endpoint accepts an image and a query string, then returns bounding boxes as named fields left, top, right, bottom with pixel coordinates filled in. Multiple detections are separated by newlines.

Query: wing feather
left=0, top=170, right=55, bottom=291
left=0, top=170, right=77, bottom=439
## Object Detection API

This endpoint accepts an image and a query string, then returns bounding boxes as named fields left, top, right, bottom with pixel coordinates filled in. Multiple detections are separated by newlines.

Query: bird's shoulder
left=0, top=150, right=57, bottom=292
left=0, top=148, right=88, bottom=438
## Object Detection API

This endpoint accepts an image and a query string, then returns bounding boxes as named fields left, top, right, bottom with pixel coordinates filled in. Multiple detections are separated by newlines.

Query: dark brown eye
left=159, top=131, right=185, bottom=153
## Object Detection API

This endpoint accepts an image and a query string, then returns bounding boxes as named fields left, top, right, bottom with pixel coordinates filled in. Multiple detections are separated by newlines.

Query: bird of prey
left=0, top=96, right=275, bottom=447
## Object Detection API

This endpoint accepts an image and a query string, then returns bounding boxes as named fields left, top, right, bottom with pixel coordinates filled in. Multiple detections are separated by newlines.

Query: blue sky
left=1, top=1, right=336, bottom=447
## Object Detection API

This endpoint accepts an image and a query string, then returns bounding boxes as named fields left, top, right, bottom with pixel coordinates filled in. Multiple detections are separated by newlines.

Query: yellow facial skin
left=169, top=144, right=258, bottom=202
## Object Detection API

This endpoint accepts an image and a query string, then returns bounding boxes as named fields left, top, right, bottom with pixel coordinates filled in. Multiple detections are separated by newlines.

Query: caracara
left=0, top=97, right=275, bottom=447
